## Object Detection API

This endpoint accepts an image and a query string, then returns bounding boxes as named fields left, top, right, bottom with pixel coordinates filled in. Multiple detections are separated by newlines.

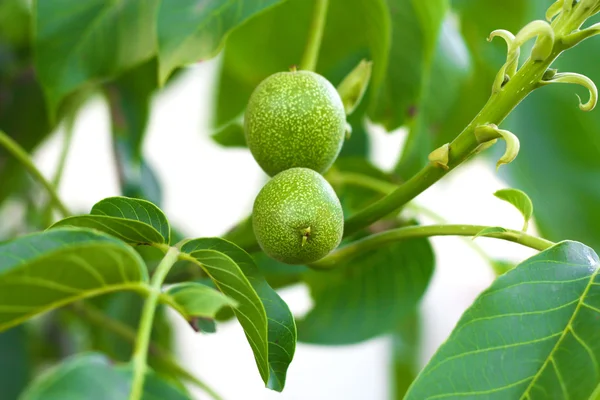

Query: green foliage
left=180, top=247, right=270, bottom=384
left=33, top=1, right=159, bottom=115
left=0, top=228, right=148, bottom=331
left=406, top=241, right=600, bottom=398
left=52, top=197, right=171, bottom=245
left=299, top=238, right=433, bottom=344
left=164, top=282, right=236, bottom=321
left=181, top=238, right=296, bottom=391
left=337, top=59, right=373, bottom=115
left=21, top=353, right=188, bottom=400
left=156, top=0, right=286, bottom=84
left=494, top=188, right=534, bottom=231
left=0, top=326, right=30, bottom=400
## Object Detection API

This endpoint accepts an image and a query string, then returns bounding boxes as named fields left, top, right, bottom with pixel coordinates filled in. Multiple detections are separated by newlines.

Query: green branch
left=0, top=130, right=71, bottom=218
left=329, top=171, right=499, bottom=266
left=130, top=247, right=180, bottom=400
left=300, top=0, right=329, bottom=71
left=343, top=6, right=598, bottom=237
left=311, top=224, right=555, bottom=269
left=70, top=303, right=222, bottom=400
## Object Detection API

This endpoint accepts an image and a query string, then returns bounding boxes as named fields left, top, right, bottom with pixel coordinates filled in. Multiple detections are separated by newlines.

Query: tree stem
left=0, top=130, right=71, bottom=217
left=341, top=6, right=600, bottom=236
left=300, top=0, right=329, bottom=71
left=311, top=224, right=555, bottom=269
left=329, top=171, right=499, bottom=267
left=129, top=247, right=179, bottom=400
left=343, top=49, right=559, bottom=235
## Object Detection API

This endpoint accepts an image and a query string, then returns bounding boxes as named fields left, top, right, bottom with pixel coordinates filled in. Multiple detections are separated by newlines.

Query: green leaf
left=52, top=196, right=170, bottom=245
left=0, top=326, right=29, bottom=399
left=214, top=0, right=390, bottom=127
left=0, top=228, right=148, bottom=331
left=20, top=353, right=188, bottom=400
left=181, top=238, right=297, bottom=391
left=472, top=226, right=508, bottom=240
left=406, top=241, right=600, bottom=399
left=0, top=0, right=30, bottom=47
left=369, top=0, right=448, bottom=131
left=34, top=0, right=159, bottom=114
left=494, top=188, right=533, bottom=231
left=165, top=282, right=237, bottom=321
left=179, top=246, right=269, bottom=386
left=211, top=120, right=246, bottom=148
left=156, top=0, right=286, bottom=84
left=298, top=238, right=434, bottom=344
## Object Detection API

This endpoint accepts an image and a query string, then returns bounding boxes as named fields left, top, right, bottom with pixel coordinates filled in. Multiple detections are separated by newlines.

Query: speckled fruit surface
left=244, top=70, right=346, bottom=177
left=252, top=168, right=344, bottom=265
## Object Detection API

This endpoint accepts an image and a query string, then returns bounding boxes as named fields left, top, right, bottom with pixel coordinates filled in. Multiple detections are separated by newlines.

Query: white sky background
left=33, top=58, right=537, bottom=400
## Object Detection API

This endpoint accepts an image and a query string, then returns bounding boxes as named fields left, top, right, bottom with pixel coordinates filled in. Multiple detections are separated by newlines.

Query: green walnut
left=244, top=70, right=346, bottom=176
left=252, top=168, right=344, bottom=264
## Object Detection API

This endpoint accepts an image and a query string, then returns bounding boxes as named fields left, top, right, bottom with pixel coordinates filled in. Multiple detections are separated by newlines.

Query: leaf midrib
left=0, top=282, right=150, bottom=332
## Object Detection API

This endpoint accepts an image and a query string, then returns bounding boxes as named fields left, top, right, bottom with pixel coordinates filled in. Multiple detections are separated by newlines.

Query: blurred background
left=1, top=0, right=599, bottom=399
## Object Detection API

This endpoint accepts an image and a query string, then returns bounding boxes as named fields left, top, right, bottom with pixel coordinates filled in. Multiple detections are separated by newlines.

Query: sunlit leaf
left=406, top=241, right=600, bottom=399
left=0, top=228, right=148, bottom=331
left=165, top=282, right=237, bottom=321
left=181, top=238, right=297, bottom=391
left=52, top=197, right=170, bottom=245
left=179, top=245, right=269, bottom=387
